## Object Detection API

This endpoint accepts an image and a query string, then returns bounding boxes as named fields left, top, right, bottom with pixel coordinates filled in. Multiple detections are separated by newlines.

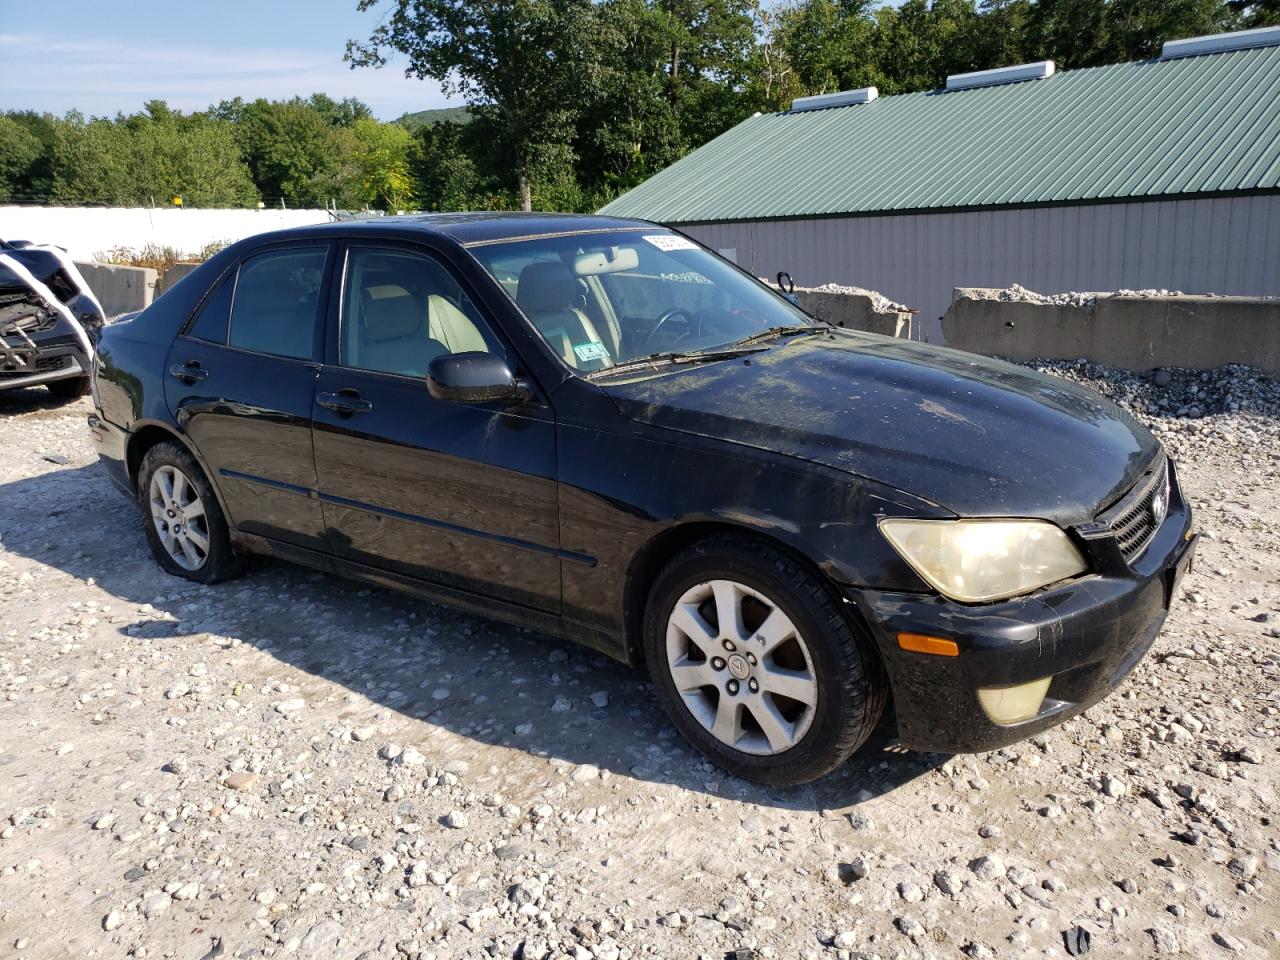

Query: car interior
left=514, top=261, right=621, bottom=372
left=342, top=249, right=495, bottom=378
left=475, top=234, right=804, bottom=374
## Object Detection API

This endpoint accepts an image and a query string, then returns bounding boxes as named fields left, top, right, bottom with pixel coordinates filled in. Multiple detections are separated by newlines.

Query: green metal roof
left=600, top=45, right=1280, bottom=224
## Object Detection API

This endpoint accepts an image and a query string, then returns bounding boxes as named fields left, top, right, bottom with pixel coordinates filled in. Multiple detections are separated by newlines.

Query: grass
left=94, top=241, right=228, bottom=271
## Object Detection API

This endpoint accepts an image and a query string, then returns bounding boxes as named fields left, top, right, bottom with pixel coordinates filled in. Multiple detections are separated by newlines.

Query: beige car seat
left=515, top=262, right=612, bottom=370
left=358, top=285, right=445, bottom=377
left=427, top=294, right=489, bottom=354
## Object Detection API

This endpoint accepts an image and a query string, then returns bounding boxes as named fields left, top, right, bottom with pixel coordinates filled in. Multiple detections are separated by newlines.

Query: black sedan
left=87, top=213, right=1196, bottom=785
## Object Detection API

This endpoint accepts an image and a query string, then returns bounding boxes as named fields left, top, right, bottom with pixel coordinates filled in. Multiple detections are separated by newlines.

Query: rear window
left=227, top=247, right=327, bottom=360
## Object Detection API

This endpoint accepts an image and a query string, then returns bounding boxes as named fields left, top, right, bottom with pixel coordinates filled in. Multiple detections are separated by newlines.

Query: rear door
left=310, top=241, right=561, bottom=613
left=164, top=243, right=332, bottom=549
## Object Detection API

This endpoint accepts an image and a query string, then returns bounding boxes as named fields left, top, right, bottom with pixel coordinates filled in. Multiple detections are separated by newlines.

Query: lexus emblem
left=1151, top=487, right=1168, bottom=525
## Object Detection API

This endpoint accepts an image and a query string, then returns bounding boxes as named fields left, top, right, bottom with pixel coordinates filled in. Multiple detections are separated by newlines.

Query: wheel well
left=622, top=521, right=836, bottom=665
left=125, top=424, right=184, bottom=495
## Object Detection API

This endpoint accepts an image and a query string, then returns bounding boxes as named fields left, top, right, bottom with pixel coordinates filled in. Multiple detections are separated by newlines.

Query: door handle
left=318, top=391, right=373, bottom=416
left=168, top=362, right=209, bottom=383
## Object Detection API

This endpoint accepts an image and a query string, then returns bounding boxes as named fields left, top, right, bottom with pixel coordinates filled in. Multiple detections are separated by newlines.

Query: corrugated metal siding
left=683, top=194, right=1280, bottom=343
left=601, top=46, right=1280, bottom=223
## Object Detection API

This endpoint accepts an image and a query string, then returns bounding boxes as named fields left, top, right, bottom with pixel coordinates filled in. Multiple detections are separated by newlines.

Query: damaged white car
left=0, top=239, right=105, bottom=398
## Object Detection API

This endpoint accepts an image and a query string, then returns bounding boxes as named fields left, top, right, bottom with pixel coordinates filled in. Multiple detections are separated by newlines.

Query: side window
left=186, top=272, right=234, bottom=344
left=228, top=247, right=327, bottom=360
left=340, top=247, right=500, bottom=378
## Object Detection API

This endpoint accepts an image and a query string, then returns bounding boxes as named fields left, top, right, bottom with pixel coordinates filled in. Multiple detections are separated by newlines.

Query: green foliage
left=348, top=0, right=602, bottom=210
left=351, top=117, right=418, bottom=210
left=49, top=106, right=258, bottom=207
left=0, top=116, right=44, bottom=201
left=215, top=97, right=352, bottom=206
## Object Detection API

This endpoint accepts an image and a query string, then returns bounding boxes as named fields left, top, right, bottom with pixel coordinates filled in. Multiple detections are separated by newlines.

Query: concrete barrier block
left=158, top=262, right=203, bottom=297
left=1092, top=295, right=1280, bottom=373
left=74, top=262, right=158, bottom=317
left=942, top=294, right=1092, bottom=361
left=943, top=289, right=1280, bottom=375
left=794, top=289, right=912, bottom=338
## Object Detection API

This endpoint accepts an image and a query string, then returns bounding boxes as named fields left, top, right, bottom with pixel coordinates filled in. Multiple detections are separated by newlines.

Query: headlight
left=879, top=518, right=1087, bottom=603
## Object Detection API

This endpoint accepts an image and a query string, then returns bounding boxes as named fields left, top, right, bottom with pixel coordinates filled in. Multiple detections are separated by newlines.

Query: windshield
left=467, top=229, right=815, bottom=373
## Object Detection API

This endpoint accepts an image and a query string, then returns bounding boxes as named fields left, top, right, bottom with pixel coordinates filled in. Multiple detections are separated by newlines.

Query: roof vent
left=790, top=87, right=878, bottom=112
left=945, top=60, right=1055, bottom=92
left=1161, top=25, right=1280, bottom=60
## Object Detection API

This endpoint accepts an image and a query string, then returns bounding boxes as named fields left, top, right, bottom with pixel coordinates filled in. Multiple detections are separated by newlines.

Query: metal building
left=600, top=28, right=1280, bottom=342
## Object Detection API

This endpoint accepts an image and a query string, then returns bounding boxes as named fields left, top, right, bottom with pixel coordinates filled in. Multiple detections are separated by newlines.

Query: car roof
left=243, top=212, right=664, bottom=249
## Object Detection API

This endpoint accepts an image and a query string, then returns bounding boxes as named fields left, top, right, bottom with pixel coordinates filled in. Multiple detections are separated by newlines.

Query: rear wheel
left=644, top=536, right=885, bottom=785
left=137, top=442, right=244, bottom=583
left=46, top=375, right=90, bottom=399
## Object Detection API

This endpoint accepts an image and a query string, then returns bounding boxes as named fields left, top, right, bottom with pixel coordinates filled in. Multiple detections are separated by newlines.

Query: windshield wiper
left=587, top=345, right=767, bottom=379
left=727, top=323, right=831, bottom=348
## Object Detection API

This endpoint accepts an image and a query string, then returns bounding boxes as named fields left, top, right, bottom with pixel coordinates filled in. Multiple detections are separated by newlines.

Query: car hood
left=601, top=330, right=1160, bottom=525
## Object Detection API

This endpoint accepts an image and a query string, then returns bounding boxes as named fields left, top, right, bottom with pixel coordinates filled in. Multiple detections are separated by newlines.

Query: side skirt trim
left=218, top=467, right=595, bottom=567
left=230, top=530, right=572, bottom=642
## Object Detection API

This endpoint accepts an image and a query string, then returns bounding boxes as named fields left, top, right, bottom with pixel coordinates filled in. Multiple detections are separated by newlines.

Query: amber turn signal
left=896, top=632, right=960, bottom=657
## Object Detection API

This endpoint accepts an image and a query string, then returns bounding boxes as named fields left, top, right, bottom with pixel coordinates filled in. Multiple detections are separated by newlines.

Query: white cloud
left=0, top=32, right=454, bottom=119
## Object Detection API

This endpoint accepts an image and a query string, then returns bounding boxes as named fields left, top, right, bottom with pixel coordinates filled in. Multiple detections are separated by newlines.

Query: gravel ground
left=1, top=361, right=1278, bottom=960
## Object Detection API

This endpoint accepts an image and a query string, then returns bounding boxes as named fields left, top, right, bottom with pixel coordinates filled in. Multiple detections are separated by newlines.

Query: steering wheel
left=645, top=307, right=699, bottom=347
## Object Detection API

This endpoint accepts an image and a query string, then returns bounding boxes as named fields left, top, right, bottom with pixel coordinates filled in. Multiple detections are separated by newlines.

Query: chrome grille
left=1100, top=457, right=1169, bottom=563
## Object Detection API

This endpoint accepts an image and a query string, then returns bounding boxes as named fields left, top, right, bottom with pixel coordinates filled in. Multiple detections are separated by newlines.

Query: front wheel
left=644, top=536, right=885, bottom=785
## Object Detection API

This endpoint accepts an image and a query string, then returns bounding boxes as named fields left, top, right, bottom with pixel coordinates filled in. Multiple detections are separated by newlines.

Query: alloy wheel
left=665, top=579, right=818, bottom=756
left=148, top=464, right=210, bottom=571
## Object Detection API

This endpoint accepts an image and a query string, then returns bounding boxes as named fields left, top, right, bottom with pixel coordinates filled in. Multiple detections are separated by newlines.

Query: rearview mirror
left=427, top=352, right=527, bottom=403
left=573, top=246, right=640, bottom=277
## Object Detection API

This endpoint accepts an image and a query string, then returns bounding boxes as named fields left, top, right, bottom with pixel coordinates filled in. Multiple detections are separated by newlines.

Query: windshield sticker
left=573, top=341, right=611, bottom=363
left=642, top=234, right=699, bottom=252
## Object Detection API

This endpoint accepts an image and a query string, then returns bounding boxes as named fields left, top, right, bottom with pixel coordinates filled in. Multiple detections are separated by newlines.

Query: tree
left=654, top=0, right=761, bottom=146
left=1226, top=0, right=1280, bottom=27
left=576, top=0, right=684, bottom=194
left=775, top=0, right=883, bottom=97
left=1102, top=0, right=1231, bottom=62
left=971, top=0, right=1034, bottom=69
left=351, top=117, right=417, bottom=210
left=0, top=116, right=44, bottom=201
left=50, top=106, right=258, bottom=207
left=1, top=111, right=59, bottom=203
left=412, top=120, right=485, bottom=210
left=348, top=0, right=599, bottom=211
left=1026, top=0, right=1112, bottom=67
left=218, top=98, right=350, bottom=206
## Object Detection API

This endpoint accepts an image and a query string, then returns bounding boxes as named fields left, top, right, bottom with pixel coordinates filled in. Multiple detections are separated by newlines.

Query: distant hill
left=395, top=106, right=472, bottom=130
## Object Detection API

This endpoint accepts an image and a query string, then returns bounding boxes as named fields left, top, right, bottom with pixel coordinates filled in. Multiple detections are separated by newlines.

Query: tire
left=137, top=441, right=245, bottom=584
left=46, top=375, right=90, bottom=399
left=643, top=535, right=885, bottom=786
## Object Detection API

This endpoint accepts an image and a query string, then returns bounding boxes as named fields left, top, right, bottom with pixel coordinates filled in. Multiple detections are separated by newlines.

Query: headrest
left=517, top=261, right=578, bottom=313
left=362, top=286, right=422, bottom=342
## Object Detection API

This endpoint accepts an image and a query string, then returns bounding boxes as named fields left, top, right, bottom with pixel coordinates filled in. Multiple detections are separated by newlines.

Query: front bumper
left=851, top=461, right=1196, bottom=753
left=0, top=326, right=90, bottom=392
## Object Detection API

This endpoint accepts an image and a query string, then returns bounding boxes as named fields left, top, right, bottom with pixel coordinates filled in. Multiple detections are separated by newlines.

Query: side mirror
left=427, top=352, right=527, bottom=403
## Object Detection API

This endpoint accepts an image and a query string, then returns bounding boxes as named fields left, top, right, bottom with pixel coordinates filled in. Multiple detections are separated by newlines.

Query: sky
left=0, top=0, right=456, bottom=120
